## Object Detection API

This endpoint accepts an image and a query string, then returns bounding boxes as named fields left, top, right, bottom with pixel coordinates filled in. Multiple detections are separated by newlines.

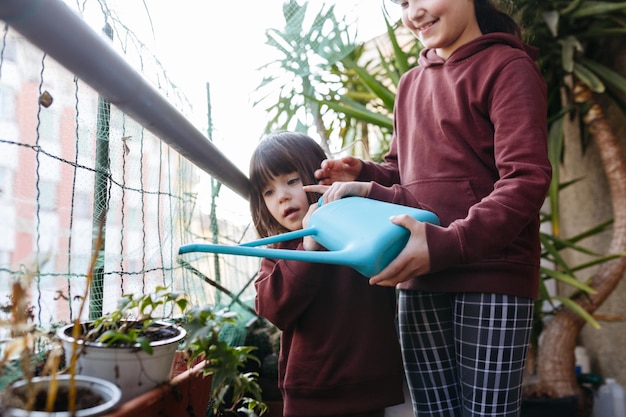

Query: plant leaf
left=540, top=267, right=597, bottom=294
left=573, top=62, right=606, bottom=93
left=342, top=57, right=396, bottom=109
left=579, top=58, right=626, bottom=95
left=570, top=2, right=626, bottom=19
left=317, top=97, right=393, bottom=129
left=542, top=10, right=560, bottom=37
left=553, top=296, right=602, bottom=329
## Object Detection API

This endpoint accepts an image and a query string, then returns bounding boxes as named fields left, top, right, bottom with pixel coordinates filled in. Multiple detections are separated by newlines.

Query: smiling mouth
left=418, top=20, right=437, bottom=32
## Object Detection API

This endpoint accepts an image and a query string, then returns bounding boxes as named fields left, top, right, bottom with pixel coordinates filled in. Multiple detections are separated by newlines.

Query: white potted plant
left=3, top=374, right=121, bottom=417
left=56, top=286, right=187, bottom=403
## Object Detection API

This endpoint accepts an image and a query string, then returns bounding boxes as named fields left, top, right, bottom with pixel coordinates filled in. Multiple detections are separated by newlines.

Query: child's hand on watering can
left=314, top=156, right=363, bottom=185
left=302, top=203, right=324, bottom=251
left=303, top=181, right=371, bottom=205
left=368, top=215, right=431, bottom=287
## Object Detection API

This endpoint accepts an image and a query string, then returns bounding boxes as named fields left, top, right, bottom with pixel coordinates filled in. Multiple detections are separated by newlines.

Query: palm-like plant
left=254, top=0, right=356, bottom=154
left=255, top=2, right=419, bottom=161
left=315, top=16, right=420, bottom=160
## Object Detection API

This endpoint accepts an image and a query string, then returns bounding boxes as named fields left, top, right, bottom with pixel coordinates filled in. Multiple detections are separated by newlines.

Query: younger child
left=249, top=131, right=404, bottom=417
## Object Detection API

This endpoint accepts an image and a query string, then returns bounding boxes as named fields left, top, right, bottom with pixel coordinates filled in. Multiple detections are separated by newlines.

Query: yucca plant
left=505, top=1, right=626, bottom=406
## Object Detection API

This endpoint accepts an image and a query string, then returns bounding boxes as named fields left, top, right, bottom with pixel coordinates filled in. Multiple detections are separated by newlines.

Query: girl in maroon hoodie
left=249, top=131, right=404, bottom=417
left=306, top=1, right=552, bottom=417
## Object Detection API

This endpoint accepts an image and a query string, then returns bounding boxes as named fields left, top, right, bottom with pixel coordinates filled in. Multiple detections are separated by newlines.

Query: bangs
left=249, top=149, right=299, bottom=193
left=248, top=131, right=327, bottom=238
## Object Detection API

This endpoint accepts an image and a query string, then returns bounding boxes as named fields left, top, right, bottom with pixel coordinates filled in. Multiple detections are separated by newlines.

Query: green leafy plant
left=59, top=283, right=267, bottom=416
left=79, top=286, right=188, bottom=354
left=4, top=231, right=253, bottom=416
left=254, top=0, right=357, bottom=153
left=182, top=305, right=266, bottom=416
left=314, top=15, right=420, bottom=160
left=258, top=7, right=420, bottom=161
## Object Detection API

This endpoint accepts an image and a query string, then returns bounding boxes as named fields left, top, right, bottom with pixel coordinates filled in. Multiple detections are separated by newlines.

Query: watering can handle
left=238, top=228, right=316, bottom=247
left=178, top=228, right=317, bottom=256
left=221, top=197, right=328, bottom=248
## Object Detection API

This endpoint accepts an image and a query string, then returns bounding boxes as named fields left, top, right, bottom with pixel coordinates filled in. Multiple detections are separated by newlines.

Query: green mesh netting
left=0, top=0, right=378, bottom=340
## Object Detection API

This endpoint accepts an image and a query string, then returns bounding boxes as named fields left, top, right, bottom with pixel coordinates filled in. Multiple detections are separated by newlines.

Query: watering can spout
left=178, top=197, right=440, bottom=277
left=178, top=242, right=393, bottom=278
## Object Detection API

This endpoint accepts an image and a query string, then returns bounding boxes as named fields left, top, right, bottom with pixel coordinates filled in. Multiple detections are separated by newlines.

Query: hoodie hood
left=418, top=32, right=538, bottom=68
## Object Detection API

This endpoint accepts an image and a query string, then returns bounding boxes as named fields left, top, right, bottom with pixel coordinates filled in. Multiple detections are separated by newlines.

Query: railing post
left=89, top=23, right=113, bottom=320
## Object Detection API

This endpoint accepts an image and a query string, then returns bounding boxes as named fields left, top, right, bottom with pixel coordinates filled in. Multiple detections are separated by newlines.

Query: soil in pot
left=3, top=384, right=105, bottom=411
left=1, top=375, right=121, bottom=417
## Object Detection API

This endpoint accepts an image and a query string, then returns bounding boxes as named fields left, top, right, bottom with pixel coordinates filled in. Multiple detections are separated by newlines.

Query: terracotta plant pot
left=102, top=352, right=212, bottom=417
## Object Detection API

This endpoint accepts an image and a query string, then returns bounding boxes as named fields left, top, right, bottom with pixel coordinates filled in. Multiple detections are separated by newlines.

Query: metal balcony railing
left=0, top=0, right=250, bottom=200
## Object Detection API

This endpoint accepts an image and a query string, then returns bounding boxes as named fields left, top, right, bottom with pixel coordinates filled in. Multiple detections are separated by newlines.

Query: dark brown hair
left=249, top=131, right=327, bottom=238
left=475, top=0, right=522, bottom=38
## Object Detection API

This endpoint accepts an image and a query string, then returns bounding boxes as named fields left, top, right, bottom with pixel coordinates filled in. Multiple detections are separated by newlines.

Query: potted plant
left=55, top=286, right=188, bottom=403
left=242, top=318, right=282, bottom=417
left=182, top=304, right=267, bottom=416
left=2, top=225, right=266, bottom=416
left=56, top=285, right=268, bottom=416
left=0, top=258, right=122, bottom=416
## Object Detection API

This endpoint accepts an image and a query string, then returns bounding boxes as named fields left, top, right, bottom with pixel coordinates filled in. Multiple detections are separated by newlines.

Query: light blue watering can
left=178, top=196, right=440, bottom=277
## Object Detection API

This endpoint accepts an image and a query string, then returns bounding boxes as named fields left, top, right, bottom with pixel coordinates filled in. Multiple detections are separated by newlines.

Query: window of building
left=0, top=166, right=11, bottom=200
left=0, top=85, right=16, bottom=121
left=38, top=180, right=57, bottom=211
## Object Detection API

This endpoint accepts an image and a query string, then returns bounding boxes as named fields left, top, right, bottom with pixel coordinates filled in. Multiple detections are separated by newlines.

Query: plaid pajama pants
left=398, top=291, right=533, bottom=417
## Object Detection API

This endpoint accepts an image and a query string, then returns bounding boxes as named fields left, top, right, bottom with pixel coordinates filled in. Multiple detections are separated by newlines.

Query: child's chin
left=288, top=223, right=303, bottom=231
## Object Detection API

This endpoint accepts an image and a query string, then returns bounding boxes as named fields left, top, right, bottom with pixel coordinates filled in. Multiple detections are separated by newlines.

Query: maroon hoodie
left=360, top=33, right=552, bottom=299
left=255, top=239, right=405, bottom=417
